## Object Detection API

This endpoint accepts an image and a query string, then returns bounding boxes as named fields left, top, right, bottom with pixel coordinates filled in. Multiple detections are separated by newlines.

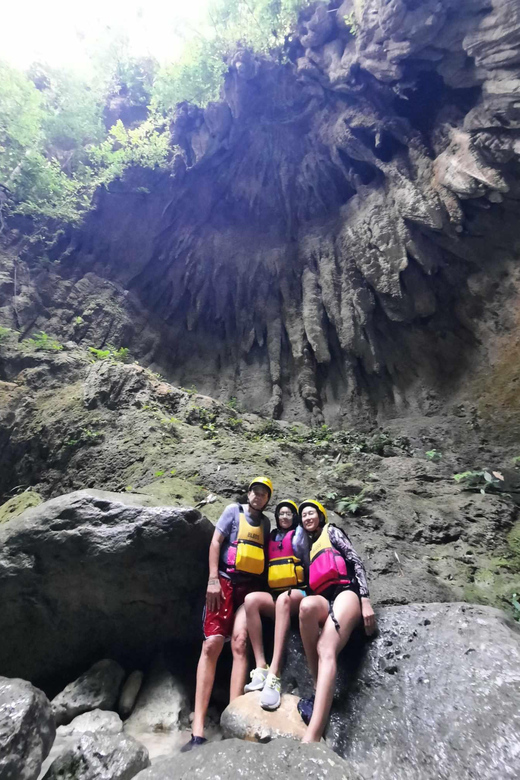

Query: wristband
left=208, top=578, right=219, bottom=585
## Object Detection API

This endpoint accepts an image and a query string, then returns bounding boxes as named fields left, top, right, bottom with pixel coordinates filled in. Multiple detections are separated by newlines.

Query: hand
left=361, top=598, right=376, bottom=636
left=206, top=578, right=222, bottom=612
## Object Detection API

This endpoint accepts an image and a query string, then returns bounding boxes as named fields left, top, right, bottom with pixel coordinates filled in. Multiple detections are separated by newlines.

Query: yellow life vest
left=267, top=529, right=304, bottom=592
left=227, top=507, right=266, bottom=576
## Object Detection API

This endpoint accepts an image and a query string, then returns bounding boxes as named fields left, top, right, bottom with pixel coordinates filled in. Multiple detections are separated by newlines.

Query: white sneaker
left=244, top=666, right=269, bottom=693
left=260, top=672, right=281, bottom=710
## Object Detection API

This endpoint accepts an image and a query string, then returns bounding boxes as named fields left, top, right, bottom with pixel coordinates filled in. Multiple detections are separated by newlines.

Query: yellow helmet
left=248, top=476, right=273, bottom=499
left=298, top=499, right=328, bottom=525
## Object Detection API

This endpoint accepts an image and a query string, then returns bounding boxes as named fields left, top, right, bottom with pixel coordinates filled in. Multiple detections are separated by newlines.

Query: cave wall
left=5, top=0, right=520, bottom=428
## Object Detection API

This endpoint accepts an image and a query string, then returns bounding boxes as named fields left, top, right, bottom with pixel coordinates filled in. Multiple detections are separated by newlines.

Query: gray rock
left=282, top=603, right=520, bottom=780
left=51, top=659, right=125, bottom=727
left=125, top=659, right=189, bottom=735
left=0, top=491, right=213, bottom=681
left=133, top=738, right=358, bottom=780
left=42, top=732, right=150, bottom=780
left=56, top=709, right=123, bottom=737
left=0, top=676, right=55, bottom=780
left=118, top=671, right=144, bottom=720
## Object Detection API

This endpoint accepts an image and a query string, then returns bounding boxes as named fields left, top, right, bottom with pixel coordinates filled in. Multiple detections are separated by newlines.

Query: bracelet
left=208, top=578, right=219, bottom=585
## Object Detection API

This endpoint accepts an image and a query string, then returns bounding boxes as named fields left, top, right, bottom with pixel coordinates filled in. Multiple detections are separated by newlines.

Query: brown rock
left=220, top=692, right=307, bottom=742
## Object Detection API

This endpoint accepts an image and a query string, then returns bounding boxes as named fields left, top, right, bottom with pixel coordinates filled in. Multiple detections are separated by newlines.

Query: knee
left=231, top=631, right=248, bottom=659
left=276, top=592, right=291, bottom=613
left=202, top=637, right=223, bottom=662
left=299, top=599, right=316, bottom=624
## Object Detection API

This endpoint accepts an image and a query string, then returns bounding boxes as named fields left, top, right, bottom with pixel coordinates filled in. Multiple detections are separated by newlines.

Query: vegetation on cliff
left=0, top=0, right=313, bottom=227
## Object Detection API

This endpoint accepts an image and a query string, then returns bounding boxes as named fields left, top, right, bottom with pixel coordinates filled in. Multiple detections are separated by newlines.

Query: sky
left=0, top=0, right=210, bottom=72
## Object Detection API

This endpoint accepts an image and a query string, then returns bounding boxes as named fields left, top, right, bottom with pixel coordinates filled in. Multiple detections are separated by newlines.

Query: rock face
left=220, top=691, right=306, bottom=742
left=56, top=709, right=123, bottom=737
left=0, top=676, right=55, bottom=780
left=282, top=603, right=520, bottom=780
left=133, top=738, right=358, bottom=780
left=0, top=490, right=213, bottom=682
left=51, top=659, right=125, bottom=727
left=3, top=1, right=520, bottom=431
left=42, top=732, right=150, bottom=780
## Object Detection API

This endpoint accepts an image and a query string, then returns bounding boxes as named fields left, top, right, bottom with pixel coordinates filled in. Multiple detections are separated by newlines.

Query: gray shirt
left=216, top=503, right=271, bottom=580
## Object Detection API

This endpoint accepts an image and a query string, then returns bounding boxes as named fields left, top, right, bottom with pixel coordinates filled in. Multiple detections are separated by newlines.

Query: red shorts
left=203, top=575, right=258, bottom=641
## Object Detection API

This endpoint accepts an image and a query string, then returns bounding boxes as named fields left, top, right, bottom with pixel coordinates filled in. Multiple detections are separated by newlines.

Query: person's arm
left=293, top=525, right=310, bottom=581
left=206, top=528, right=225, bottom=612
left=330, top=526, right=376, bottom=635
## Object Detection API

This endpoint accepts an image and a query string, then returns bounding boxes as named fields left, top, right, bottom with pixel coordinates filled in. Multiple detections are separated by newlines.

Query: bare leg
left=230, top=605, right=250, bottom=701
left=244, top=591, right=275, bottom=669
left=298, top=595, right=329, bottom=685
left=303, top=590, right=361, bottom=743
left=270, top=590, right=304, bottom=678
left=191, top=635, right=225, bottom=738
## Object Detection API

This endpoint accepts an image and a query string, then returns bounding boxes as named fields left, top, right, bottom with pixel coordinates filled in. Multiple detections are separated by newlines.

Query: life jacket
left=309, top=524, right=351, bottom=595
left=226, top=506, right=265, bottom=577
left=267, top=529, right=305, bottom=592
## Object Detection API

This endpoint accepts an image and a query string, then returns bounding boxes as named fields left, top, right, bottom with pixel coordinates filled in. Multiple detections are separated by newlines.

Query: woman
left=243, top=499, right=309, bottom=710
left=298, top=499, right=376, bottom=743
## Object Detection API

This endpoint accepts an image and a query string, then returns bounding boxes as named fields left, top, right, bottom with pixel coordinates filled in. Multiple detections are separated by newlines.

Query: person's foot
left=297, top=694, right=315, bottom=726
left=260, top=672, right=281, bottom=710
left=180, top=735, right=207, bottom=753
left=244, top=666, right=269, bottom=692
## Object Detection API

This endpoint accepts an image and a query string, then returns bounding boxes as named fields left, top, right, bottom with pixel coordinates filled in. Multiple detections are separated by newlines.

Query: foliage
left=335, top=487, right=372, bottom=516
left=343, top=12, right=359, bottom=36
left=22, top=331, right=63, bottom=352
left=0, top=326, right=14, bottom=340
left=88, top=345, right=130, bottom=362
left=425, top=449, right=442, bottom=462
left=453, top=469, right=505, bottom=494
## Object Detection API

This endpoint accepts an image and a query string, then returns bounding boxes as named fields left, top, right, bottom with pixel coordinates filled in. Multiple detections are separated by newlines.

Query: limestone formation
left=42, top=732, right=149, bottom=780
left=2, top=0, right=518, bottom=427
left=0, top=676, right=55, bottom=780
left=0, top=490, right=213, bottom=681
left=118, top=671, right=144, bottom=720
left=124, top=658, right=189, bottom=735
left=220, top=691, right=307, bottom=742
left=51, top=660, right=125, bottom=727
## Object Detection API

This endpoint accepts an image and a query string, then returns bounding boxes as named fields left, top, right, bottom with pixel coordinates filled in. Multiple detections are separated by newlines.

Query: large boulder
left=282, top=603, right=520, bottom=780
left=220, top=691, right=306, bottom=741
left=51, top=659, right=125, bottom=726
left=133, top=738, right=358, bottom=780
left=42, top=732, right=150, bottom=780
left=0, top=490, right=213, bottom=682
left=56, top=709, right=123, bottom=737
left=0, top=676, right=55, bottom=780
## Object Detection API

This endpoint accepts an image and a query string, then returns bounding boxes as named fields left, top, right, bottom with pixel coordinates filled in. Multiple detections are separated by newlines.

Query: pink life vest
left=308, top=524, right=351, bottom=595
left=267, top=529, right=304, bottom=592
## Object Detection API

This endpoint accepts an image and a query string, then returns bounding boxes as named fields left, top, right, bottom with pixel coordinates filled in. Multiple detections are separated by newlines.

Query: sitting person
left=297, top=499, right=376, bottom=743
left=243, top=499, right=309, bottom=710
left=181, top=476, right=273, bottom=752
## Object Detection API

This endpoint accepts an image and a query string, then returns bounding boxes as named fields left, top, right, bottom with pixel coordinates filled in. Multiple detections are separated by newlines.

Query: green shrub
left=23, top=331, right=63, bottom=352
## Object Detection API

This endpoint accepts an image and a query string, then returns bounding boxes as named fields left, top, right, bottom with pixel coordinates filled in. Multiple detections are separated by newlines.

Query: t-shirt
left=216, top=503, right=271, bottom=580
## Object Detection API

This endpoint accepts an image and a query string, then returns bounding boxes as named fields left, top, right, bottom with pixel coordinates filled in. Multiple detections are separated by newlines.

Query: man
left=181, top=476, right=272, bottom=752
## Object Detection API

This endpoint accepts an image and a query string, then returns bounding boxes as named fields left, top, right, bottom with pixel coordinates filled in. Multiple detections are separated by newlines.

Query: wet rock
left=42, top=732, right=149, bottom=780
left=0, top=676, right=55, bottom=780
left=282, top=603, right=520, bottom=779
left=220, top=691, right=306, bottom=741
left=125, top=658, right=189, bottom=735
left=133, top=738, right=358, bottom=780
left=56, top=709, right=123, bottom=737
left=0, top=491, right=213, bottom=681
left=51, top=660, right=125, bottom=727
left=118, top=671, right=144, bottom=720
